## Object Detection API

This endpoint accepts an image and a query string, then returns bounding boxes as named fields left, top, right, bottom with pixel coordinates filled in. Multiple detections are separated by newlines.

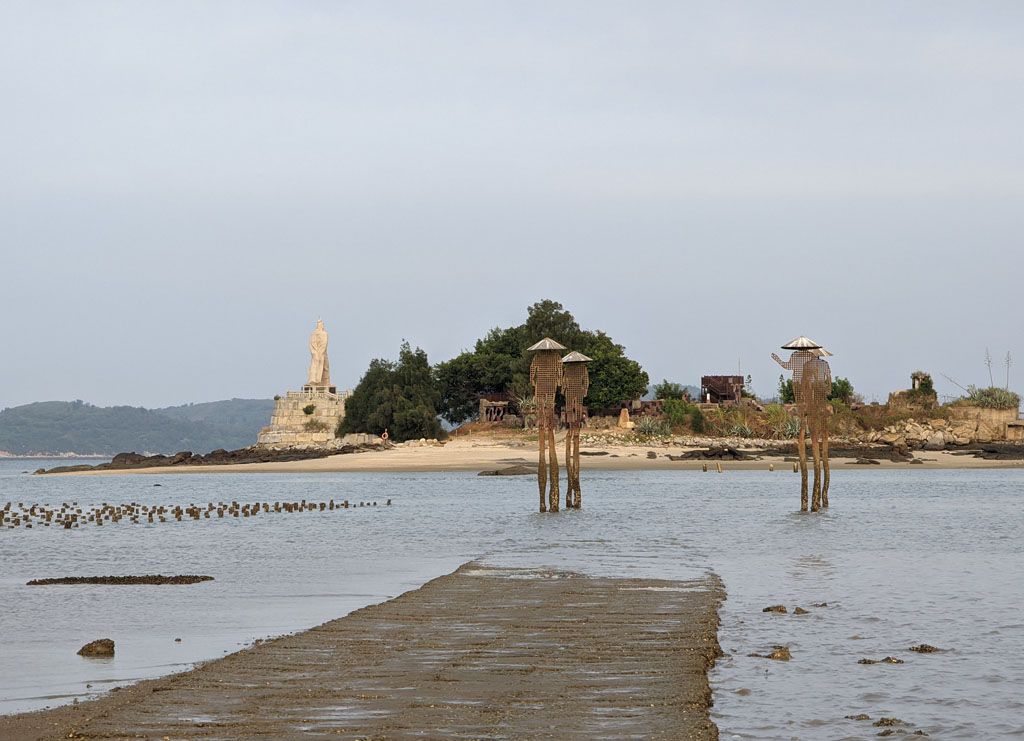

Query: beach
left=1, top=563, right=723, bottom=740
left=44, top=433, right=1024, bottom=475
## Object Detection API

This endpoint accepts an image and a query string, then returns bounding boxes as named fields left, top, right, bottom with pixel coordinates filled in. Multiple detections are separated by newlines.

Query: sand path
left=2, top=563, right=723, bottom=740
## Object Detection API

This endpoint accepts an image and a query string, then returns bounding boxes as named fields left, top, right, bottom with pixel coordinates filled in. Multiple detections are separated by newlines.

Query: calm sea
left=1, top=458, right=1021, bottom=739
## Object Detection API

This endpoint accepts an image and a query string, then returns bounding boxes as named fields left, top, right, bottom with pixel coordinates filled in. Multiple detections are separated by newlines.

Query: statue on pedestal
left=308, top=318, right=331, bottom=387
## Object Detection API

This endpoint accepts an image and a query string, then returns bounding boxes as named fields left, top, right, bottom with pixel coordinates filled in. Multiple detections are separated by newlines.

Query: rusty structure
left=700, top=375, right=744, bottom=404
left=561, top=351, right=591, bottom=509
left=772, top=336, right=833, bottom=511
left=528, top=337, right=565, bottom=512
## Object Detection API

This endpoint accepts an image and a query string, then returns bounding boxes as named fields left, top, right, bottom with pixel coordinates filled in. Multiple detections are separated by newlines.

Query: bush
left=303, top=419, right=328, bottom=432
left=302, top=404, right=316, bottom=415
left=689, top=406, right=706, bottom=434
left=635, top=415, right=671, bottom=437
left=663, top=398, right=692, bottom=427
left=725, top=424, right=753, bottom=438
left=964, top=385, right=1021, bottom=410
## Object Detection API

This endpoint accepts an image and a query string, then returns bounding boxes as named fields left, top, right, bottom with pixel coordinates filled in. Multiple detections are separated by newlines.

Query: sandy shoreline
left=1, top=562, right=724, bottom=740
left=46, top=435, right=1024, bottom=475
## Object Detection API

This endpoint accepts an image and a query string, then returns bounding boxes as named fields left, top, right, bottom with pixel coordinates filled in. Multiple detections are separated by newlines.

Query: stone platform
left=257, top=388, right=352, bottom=447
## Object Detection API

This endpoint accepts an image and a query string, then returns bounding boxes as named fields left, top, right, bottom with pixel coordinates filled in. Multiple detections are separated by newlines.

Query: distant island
left=0, top=398, right=274, bottom=456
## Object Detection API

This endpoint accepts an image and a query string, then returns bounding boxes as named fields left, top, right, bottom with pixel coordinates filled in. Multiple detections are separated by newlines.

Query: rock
left=477, top=465, right=534, bottom=477
left=853, top=457, right=881, bottom=465
left=923, top=432, right=945, bottom=451
left=858, top=658, right=878, bottom=664
left=762, top=605, right=787, bottom=614
left=908, top=643, right=940, bottom=653
left=111, top=452, right=148, bottom=465
left=169, top=451, right=193, bottom=464
left=812, top=602, right=828, bottom=608
left=748, top=645, right=791, bottom=661
left=874, top=717, right=909, bottom=727
left=845, top=714, right=871, bottom=720
left=77, top=638, right=115, bottom=657
left=881, top=656, right=904, bottom=663
left=646, top=451, right=657, bottom=459
left=793, top=607, right=809, bottom=615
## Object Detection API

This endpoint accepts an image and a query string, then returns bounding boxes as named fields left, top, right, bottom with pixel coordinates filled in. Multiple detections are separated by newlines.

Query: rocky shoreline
left=35, top=441, right=387, bottom=475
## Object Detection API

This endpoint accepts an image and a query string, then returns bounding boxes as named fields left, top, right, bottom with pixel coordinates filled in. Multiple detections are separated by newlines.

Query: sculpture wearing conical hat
left=561, top=351, right=591, bottom=509
left=529, top=338, right=565, bottom=513
left=772, top=336, right=833, bottom=511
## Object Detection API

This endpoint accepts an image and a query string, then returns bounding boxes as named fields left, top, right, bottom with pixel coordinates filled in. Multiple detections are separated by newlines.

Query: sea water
left=0, top=458, right=1021, bottom=739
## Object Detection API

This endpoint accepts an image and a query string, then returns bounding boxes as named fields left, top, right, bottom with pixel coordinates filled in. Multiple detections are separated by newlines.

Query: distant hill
left=0, top=398, right=275, bottom=456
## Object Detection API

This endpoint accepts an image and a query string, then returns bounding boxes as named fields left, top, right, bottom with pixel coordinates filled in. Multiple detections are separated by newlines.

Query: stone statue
left=308, top=318, right=331, bottom=386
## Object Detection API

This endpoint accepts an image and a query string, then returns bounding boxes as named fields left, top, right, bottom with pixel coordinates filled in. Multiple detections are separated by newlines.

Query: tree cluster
left=434, top=300, right=649, bottom=425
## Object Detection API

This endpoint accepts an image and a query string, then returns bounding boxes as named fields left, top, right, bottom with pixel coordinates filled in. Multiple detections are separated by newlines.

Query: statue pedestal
left=302, top=384, right=338, bottom=396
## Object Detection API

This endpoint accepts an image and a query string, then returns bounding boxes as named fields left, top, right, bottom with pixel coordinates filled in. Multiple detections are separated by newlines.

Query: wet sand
left=49, top=435, right=1024, bottom=475
left=2, top=563, right=724, bottom=740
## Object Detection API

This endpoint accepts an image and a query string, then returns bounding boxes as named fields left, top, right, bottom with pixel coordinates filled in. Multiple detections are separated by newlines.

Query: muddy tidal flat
left=1, top=564, right=723, bottom=740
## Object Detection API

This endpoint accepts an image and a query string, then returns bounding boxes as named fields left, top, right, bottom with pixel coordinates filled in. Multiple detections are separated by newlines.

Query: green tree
left=778, top=374, right=795, bottom=404
left=433, top=301, right=649, bottom=424
left=340, top=342, right=442, bottom=442
left=828, top=377, right=854, bottom=404
left=654, top=379, right=687, bottom=400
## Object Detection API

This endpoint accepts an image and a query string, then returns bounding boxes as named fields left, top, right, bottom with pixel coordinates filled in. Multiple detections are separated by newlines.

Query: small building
left=700, top=375, right=743, bottom=404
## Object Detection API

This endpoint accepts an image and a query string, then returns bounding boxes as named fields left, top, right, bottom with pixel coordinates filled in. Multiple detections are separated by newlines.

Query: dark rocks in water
left=845, top=714, right=871, bottom=720
left=852, top=457, right=881, bottom=465
left=762, top=604, right=787, bottom=614
left=672, top=445, right=753, bottom=461
left=812, top=602, right=829, bottom=608
left=749, top=645, right=791, bottom=661
left=37, top=443, right=387, bottom=474
left=77, top=639, right=114, bottom=657
left=28, top=575, right=214, bottom=586
left=580, top=450, right=608, bottom=456
left=874, top=717, right=909, bottom=727
left=478, top=465, right=534, bottom=477
left=793, top=607, right=809, bottom=615
left=858, top=656, right=903, bottom=665
left=909, top=643, right=940, bottom=653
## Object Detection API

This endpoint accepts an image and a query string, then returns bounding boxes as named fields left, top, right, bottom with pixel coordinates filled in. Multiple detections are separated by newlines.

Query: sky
left=2, top=1, right=1022, bottom=409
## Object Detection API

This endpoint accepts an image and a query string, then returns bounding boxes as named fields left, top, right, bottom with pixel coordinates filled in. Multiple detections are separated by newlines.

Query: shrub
left=689, top=406, right=706, bottom=434
left=635, top=415, right=671, bottom=437
left=663, top=398, right=692, bottom=427
left=302, top=404, right=316, bottom=415
left=725, top=424, right=753, bottom=438
left=303, top=419, right=328, bottom=432
left=964, top=385, right=1021, bottom=410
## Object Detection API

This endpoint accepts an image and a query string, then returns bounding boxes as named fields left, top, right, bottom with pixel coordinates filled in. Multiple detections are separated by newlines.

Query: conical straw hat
left=781, top=335, right=822, bottom=350
left=526, top=337, right=567, bottom=352
left=810, top=347, right=834, bottom=357
left=561, top=351, right=593, bottom=363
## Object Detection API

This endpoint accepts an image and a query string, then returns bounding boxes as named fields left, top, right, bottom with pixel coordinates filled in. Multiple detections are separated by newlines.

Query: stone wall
left=257, top=390, right=352, bottom=447
left=863, top=404, right=1021, bottom=449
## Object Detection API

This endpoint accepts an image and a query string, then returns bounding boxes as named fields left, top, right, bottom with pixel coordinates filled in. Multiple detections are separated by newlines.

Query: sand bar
left=2, top=562, right=723, bottom=740
left=47, top=435, right=1024, bottom=475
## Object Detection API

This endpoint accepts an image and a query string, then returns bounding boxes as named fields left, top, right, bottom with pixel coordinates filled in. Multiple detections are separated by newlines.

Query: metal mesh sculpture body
left=528, top=338, right=565, bottom=512
left=561, top=352, right=591, bottom=509
left=773, top=337, right=833, bottom=511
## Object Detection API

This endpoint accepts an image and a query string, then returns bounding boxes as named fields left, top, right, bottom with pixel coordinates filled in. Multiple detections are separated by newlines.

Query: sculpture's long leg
left=798, top=410, right=808, bottom=512
left=538, top=422, right=547, bottom=513
left=565, top=430, right=573, bottom=509
left=821, top=413, right=830, bottom=507
left=810, top=413, right=822, bottom=512
left=548, top=425, right=560, bottom=512
left=573, top=430, right=581, bottom=508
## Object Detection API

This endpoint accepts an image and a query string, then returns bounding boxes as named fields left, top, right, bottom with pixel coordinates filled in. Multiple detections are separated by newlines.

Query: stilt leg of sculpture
left=821, top=417, right=830, bottom=508
left=565, top=431, right=574, bottom=509
left=538, top=424, right=547, bottom=513
left=573, top=431, right=581, bottom=508
left=798, top=412, right=809, bottom=512
left=809, top=414, right=822, bottom=512
left=548, top=426, right=560, bottom=512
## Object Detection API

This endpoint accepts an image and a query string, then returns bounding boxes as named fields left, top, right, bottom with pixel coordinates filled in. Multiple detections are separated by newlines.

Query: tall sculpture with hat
left=528, top=337, right=565, bottom=512
left=561, top=350, right=592, bottom=509
left=773, top=336, right=833, bottom=511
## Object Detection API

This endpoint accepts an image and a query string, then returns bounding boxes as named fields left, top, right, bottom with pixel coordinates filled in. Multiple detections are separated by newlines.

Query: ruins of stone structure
left=258, top=319, right=352, bottom=448
left=773, top=336, right=832, bottom=512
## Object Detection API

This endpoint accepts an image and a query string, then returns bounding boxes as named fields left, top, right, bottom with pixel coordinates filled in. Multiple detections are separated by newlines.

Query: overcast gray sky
left=2, top=1, right=1022, bottom=409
